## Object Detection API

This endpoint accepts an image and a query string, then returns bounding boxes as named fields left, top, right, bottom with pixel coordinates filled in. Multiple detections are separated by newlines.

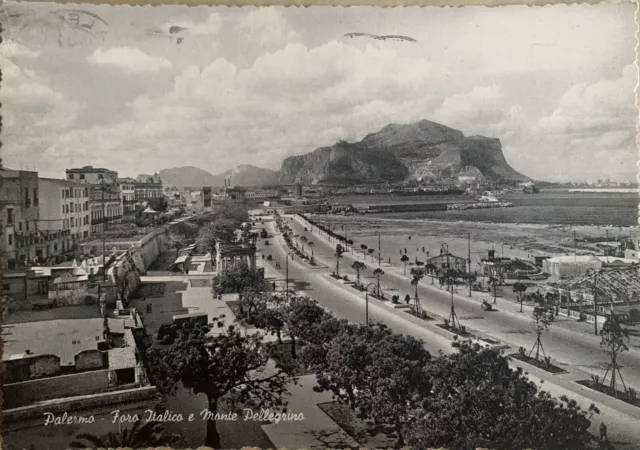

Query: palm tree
left=410, top=268, right=424, bottom=314
left=352, top=261, right=367, bottom=288
left=400, top=254, right=409, bottom=275
left=308, top=241, right=315, bottom=263
left=300, top=235, right=308, bottom=253
left=71, top=418, right=182, bottom=449
left=335, top=244, right=345, bottom=277
left=373, top=267, right=385, bottom=297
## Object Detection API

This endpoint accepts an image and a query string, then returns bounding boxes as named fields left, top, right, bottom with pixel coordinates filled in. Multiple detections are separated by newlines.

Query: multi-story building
left=38, top=178, right=91, bottom=255
left=66, top=166, right=123, bottom=234
left=118, top=177, right=137, bottom=214
left=1, top=168, right=40, bottom=269
left=134, top=173, right=163, bottom=202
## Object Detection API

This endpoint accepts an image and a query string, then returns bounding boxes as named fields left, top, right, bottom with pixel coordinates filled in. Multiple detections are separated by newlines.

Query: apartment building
left=118, top=177, right=137, bottom=214
left=1, top=168, right=40, bottom=269
left=134, top=173, right=163, bottom=202
left=38, top=178, right=91, bottom=252
left=66, top=166, right=123, bottom=234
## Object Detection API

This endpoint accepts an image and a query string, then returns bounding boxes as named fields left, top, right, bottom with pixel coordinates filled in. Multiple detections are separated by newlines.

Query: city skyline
left=1, top=2, right=637, bottom=183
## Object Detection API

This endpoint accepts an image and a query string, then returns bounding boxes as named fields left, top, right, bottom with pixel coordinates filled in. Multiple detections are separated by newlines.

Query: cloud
left=233, top=9, right=301, bottom=50
left=0, top=39, right=40, bottom=58
left=87, top=47, right=173, bottom=74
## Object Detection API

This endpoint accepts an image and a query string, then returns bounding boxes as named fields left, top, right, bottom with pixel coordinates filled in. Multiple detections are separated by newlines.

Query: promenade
left=258, top=214, right=640, bottom=449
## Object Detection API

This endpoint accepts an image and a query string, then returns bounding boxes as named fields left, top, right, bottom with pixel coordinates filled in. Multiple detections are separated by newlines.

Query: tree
left=148, top=196, right=169, bottom=212
left=299, top=235, right=308, bottom=253
left=529, top=306, right=552, bottom=361
left=168, top=235, right=185, bottom=259
left=196, top=219, right=237, bottom=268
left=410, top=268, right=424, bottom=314
left=71, top=418, right=182, bottom=449
left=146, top=320, right=291, bottom=448
left=367, top=248, right=375, bottom=261
left=513, top=281, right=528, bottom=312
left=283, top=296, right=332, bottom=358
left=401, top=254, right=410, bottom=275
left=599, top=313, right=630, bottom=396
left=442, top=268, right=460, bottom=330
left=254, top=306, right=286, bottom=344
left=239, top=288, right=269, bottom=324
left=173, top=220, right=199, bottom=242
left=211, top=261, right=267, bottom=298
left=405, top=343, right=599, bottom=450
left=373, top=267, right=385, bottom=297
left=335, top=244, right=345, bottom=277
left=309, top=323, right=431, bottom=447
left=351, top=261, right=367, bottom=288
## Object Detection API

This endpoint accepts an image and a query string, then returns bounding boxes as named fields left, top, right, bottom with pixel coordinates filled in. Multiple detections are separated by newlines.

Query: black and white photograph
left=1, top=1, right=639, bottom=449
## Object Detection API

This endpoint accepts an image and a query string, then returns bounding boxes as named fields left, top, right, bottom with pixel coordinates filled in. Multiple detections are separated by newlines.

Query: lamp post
left=285, top=251, right=295, bottom=300
left=365, top=282, right=377, bottom=326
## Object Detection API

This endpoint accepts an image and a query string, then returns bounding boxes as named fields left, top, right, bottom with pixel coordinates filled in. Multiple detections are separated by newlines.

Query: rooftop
left=2, top=318, right=135, bottom=367
left=66, top=166, right=117, bottom=174
left=2, top=319, right=105, bottom=366
left=39, top=177, right=87, bottom=187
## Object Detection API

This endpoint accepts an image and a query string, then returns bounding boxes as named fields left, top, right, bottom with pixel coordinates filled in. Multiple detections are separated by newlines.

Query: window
left=8, top=235, right=12, bottom=245
left=3, top=283, right=9, bottom=291
left=69, top=174, right=74, bottom=180
left=65, top=189, right=70, bottom=198
left=24, top=188, right=30, bottom=207
left=26, top=221, right=29, bottom=232
left=80, top=174, right=85, bottom=180
left=18, top=222, right=22, bottom=231
left=83, top=231, right=88, bottom=238
left=70, top=217, right=74, bottom=227
left=61, top=190, right=64, bottom=198
left=6, top=208, right=13, bottom=226
left=69, top=189, right=74, bottom=198
left=62, top=205, right=65, bottom=214
left=33, top=188, right=38, bottom=206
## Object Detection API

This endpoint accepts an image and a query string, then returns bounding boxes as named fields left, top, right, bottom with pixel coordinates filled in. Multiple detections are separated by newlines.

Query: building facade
left=38, top=178, right=91, bottom=256
left=134, top=174, right=163, bottom=202
left=1, top=169, right=40, bottom=269
left=66, top=166, right=123, bottom=234
left=118, top=178, right=137, bottom=214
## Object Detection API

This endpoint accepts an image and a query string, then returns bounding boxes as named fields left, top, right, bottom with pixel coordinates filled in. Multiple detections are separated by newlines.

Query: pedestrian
left=408, top=235, right=411, bottom=240
left=422, top=246, right=425, bottom=252
left=600, top=422, right=608, bottom=448
left=272, top=281, right=276, bottom=291
left=404, top=248, right=407, bottom=254
left=388, top=257, right=391, bottom=264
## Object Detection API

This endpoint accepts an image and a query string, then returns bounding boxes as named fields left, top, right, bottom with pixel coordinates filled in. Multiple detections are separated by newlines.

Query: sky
left=0, top=2, right=637, bottom=182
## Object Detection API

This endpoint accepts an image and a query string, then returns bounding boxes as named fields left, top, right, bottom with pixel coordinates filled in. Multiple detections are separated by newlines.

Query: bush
left=267, top=255, right=273, bottom=261
left=578, top=311, right=587, bottom=322
left=629, top=308, right=640, bottom=322
left=343, top=275, right=349, bottom=281
left=264, top=240, right=270, bottom=246
left=392, top=295, right=400, bottom=304
left=84, top=295, right=96, bottom=305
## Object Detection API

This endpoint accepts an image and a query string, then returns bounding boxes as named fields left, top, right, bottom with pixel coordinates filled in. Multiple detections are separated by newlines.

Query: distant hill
left=159, top=164, right=279, bottom=190
left=279, top=120, right=527, bottom=185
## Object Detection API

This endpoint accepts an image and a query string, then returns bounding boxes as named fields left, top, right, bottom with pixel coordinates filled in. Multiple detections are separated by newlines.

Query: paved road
left=281, top=215, right=640, bottom=390
left=256, top=215, right=640, bottom=449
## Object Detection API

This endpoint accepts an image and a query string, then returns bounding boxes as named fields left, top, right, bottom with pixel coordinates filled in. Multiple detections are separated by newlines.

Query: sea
left=328, top=190, right=639, bottom=227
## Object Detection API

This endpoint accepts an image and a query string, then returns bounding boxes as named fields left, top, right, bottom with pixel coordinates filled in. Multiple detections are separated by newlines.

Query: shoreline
left=310, top=214, right=638, bottom=264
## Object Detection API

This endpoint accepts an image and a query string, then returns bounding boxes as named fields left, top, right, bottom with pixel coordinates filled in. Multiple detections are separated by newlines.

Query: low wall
left=4, top=369, right=111, bottom=409
left=4, top=386, right=158, bottom=423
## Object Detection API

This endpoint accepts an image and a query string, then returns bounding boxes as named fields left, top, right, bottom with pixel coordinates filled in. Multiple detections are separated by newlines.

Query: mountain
left=159, top=164, right=279, bottom=189
left=279, top=120, right=527, bottom=185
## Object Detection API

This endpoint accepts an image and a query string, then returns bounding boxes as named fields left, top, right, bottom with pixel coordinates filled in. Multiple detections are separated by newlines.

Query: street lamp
left=365, top=282, right=377, bottom=326
left=285, top=251, right=295, bottom=300
left=377, top=231, right=381, bottom=266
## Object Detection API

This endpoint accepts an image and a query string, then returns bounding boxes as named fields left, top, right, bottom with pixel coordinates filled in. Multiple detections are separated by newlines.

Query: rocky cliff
left=279, top=120, right=527, bottom=185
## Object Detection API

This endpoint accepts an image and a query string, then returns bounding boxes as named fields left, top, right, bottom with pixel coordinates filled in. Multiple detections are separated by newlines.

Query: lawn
left=317, top=401, right=397, bottom=449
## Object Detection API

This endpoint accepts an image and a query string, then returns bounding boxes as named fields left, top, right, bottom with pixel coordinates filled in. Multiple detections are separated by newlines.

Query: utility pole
left=378, top=231, right=381, bottom=266
left=605, top=229, right=610, bottom=263
left=467, top=233, right=472, bottom=297
left=102, top=177, right=106, bottom=282
left=573, top=230, right=577, bottom=262
left=593, top=269, right=599, bottom=336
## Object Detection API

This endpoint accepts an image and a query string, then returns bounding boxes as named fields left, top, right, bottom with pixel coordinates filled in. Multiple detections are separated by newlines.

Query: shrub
left=628, top=387, right=637, bottom=400
left=578, top=311, right=587, bottom=322
left=391, top=295, right=400, bottom=304
left=343, top=275, right=349, bottom=281
left=518, top=346, right=527, bottom=359
left=264, top=240, right=270, bottom=246
left=267, top=255, right=272, bottom=261
left=544, top=356, right=553, bottom=368
left=590, top=374, right=601, bottom=385
left=460, top=325, right=466, bottom=334
left=84, top=295, right=96, bottom=305
left=629, top=308, right=640, bottom=323
left=443, top=318, right=450, bottom=329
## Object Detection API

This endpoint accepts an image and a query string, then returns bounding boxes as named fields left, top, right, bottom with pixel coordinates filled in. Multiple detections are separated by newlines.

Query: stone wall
left=4, top=369, right=111, bottom=409
left=4, top=386, right=158, bottom=423
left=3, top=355, right=61, bottom=384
